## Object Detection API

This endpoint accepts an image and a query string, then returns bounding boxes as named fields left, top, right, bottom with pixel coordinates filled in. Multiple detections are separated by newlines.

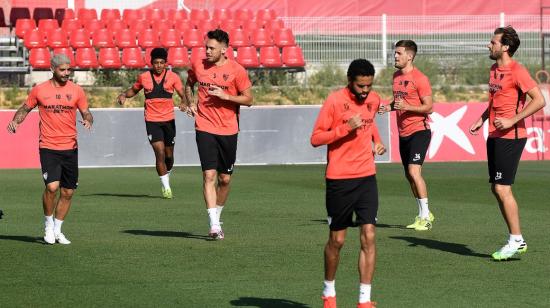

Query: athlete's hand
left=374, top=142, right=386, bottom=155
left=469, top=119, right=484, bottom=135
left=79, top=119, right=92, bottom=130
left=7, top=121, right=18, bottom=133
left=393, top=100, right=409, bottom=111
left=117, top=93, right=126, bottom=105
left=378, top=104, right=390, bottom=115
left=207, top=85, right=229, bottom=100
left=494, top=117, right=515, bottom=130
left=347, top=113, right=363, bottom=130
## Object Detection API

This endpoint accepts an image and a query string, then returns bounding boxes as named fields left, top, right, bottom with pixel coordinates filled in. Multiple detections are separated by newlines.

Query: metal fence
left=282, top=14, right=550, bottom=67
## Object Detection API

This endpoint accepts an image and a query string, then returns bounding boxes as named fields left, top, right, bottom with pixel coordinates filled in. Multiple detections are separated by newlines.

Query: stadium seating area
left=2, top=7, right=305, bottom=70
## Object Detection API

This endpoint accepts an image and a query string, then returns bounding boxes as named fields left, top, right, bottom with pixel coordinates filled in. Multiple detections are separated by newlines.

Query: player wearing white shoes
left=378, top=40, right=435, bottom=231
left=185, top=29, right=253, bottom=240
left=118, top=48, right=188, bottom=199
left=470, top=26, right=545, bottom=260
left=7, top=54, right=93, bottom=245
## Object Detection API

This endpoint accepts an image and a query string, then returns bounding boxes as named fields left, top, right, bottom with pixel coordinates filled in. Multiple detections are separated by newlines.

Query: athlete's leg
left=358, top=224, right=376, bottom=284
left=492, top=183, right=521, bottom=235
left=203, top=169, right=218, bottom=209
left=407, top=164, right=427, bottom=198
left=151, top=141, right=167, bottom=176
left=404, top=169, right=419, bottom=199
left=54, top=187, right=74, bottom=220
left=325, top=229, right=347, bottom=281
left=164, top=145, right=174, bottom=172
left=43, top=181, right=60, bottom=216
left=216, top=173, right=232, bottom=206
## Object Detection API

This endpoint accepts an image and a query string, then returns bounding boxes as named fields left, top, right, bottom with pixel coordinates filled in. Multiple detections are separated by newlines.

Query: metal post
left=382, top=14, right=387, bottom=66
left=67, top=0, right=75, bottom=9
left=499, top=12, right=505, bottom=27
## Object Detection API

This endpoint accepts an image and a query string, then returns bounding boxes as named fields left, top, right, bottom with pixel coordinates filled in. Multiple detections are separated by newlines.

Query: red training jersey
left=311, top=87, right=382, bottom=180
left=133, top=69, right=183, bottom=122
left=393, top=67, right=432, bottom=137
left=25, top=80, right=88, bottom=150
left=488, top=60, right=537, bottom=139
left=187, top=59, right=252, bottom=135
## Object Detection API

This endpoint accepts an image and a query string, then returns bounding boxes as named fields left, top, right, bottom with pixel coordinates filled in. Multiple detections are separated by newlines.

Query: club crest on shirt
left=499, top=74, right=504, bottom=80
left=223, top=74, right=229, bottom=81
left=344, top=103, right=349, bottom=110
left=212, top=73, right=217, bottom=79
left=399, top=80, right=410, bottom=87
left=66, top=94, right=72, bottom=101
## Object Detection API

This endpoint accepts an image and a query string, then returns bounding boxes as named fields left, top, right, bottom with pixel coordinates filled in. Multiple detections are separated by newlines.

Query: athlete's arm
left=78, top=108, right=94, bottom=130
left=394, top=95, right=433, bottom=114
left=7, top=104, right=33, bottom=133
left=494, top=86, right=546, bottom=130
left=311, top=101, right=361, bottom=147
left=184, top=80, right=198, bottom=115
left=208, top=85, right=253, bottom=106
left=469, top=108, right=489, bottom=135
left=117, top=85, right=141, bottom=105
left=371, top=122, right=386, bottom=155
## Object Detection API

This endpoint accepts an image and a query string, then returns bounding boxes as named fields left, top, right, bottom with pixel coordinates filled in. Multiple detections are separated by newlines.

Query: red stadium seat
left=107, top=19, right=126, bottom=33
left=167, top=47, right=189, bottom=67
left=33, top=7, right=54, bottom=24
left=58, top=8, right=75, bottom=20
left=174, top=20, right=192, bottom=33
left=190, top=47, right=206, bottom=63
left=242, top=19, right=258, bottom=33
left=127, top=19, right=149, bottom=33
left=144, top=47, right=154, bottom=67
left=15, top=18, right=36, bottom=39
left=213, top=9, right=233, bottom=21
left=229, top=28, right=251, bottom=47
left=190, top=9, right=209, bottom=21
left=256, top=9, right=277, bottom=21
left=92, top=28, right=115, bottom=48
left=151, top=19, right=174, bottom=34
left=83, top=19, right=104, bottom=35
left=197, top=19, right=217, bottom=34
left=29, top=47, right=51, bottom=69
left=260, top=46, right=282, bottom=67
left=61, top=18, right=82, bottom=34
left=122, top=9, right=144, bottom=22
left=46, top=28, right=68, bottom=48
left=10, top=7, right=31, bottom=27
left=235, top=9, right=253, bottom=21
left=52, top=47, right=75, bottom=66
left=167, top=9, right=188, bottom=21
left=225, top=46, right=235, bottom=60
left=220, top=19, right=240, bottom=32
left=264, top=19, right=284, bottom=32
left=183, top=28, right=204, bottom=48
left=100, top=9, right=121, bottom=21
left=122, top=47, right=145, bottom=68
left=145, top=8, right=165, bottom=21
left=236, top=46, right=259, bottom=68
left=69, top=29, right=92, bottom=48
left=160, top=29, right=182, bottom=48
left=251, top=28, right=272, bottom=47
left=0, top=8, right=6, bottom=27
left=273, top=28, right=295, bottom=47
left=78, top=9, right=97, bottom=21
left=23, top=29, right=46, bottom=49
left=115, top=29, right=137, bottom=48
left=75, top=47, right=98, bottom=68
left=138, top=29, right=160, bottom=48
left=98, top=47, right=121, bottom=68
left=282, top=45, right=305, bottom=67
left=38, top=19, right=59, bottom=33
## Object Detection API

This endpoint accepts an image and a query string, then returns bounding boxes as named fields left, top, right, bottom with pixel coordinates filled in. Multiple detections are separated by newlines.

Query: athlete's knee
left=45, top=182, right=59, bottom=194
left=218, top=174, right=231, bottom=186
left=360, top=225, right=376, bottom=248
left=59, top=188, right=74, bottom=200
left=493, top=184, right=512, bottom=198
left=407, top=165, right=422, bottom=179
left=203, top=170, right=217, bottom=184
left=328, top=233, right=346, bottom=250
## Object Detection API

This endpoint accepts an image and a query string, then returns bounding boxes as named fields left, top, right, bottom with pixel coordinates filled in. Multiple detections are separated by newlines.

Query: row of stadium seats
left=19, top=27, right=295, bottom=49
left=1, top=7, right=278, bottom=29
left=15, top=17, right=287, bottom=37
left=28, top=46, right=306, bottom=69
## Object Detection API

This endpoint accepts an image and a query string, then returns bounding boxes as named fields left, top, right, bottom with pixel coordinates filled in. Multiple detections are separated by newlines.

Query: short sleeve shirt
left=393, top=68, right=432, bottom=137
left=187, top=59, right=252, bottom=135
left=25, top=80, right=88, bottom=150
left=133, top=70, right=183, bottom=122
left=488, top=61, right=537, bottom=139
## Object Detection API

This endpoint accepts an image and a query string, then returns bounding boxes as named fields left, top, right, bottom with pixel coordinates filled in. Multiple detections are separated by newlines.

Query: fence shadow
left=230, top=297, right=310, bottom=308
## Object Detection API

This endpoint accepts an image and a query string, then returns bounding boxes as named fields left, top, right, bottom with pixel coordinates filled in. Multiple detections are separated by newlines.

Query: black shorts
left=325, top=175, right=378, bottom=231
left=39, top=148, right=79, bottom=189
left=196, top=130, right=238, bottom=174
left=399, top=129, right=431, bottom=167
left=145, top=120, right=176, bottom=146
left=487, top=137, right=526, bottom=185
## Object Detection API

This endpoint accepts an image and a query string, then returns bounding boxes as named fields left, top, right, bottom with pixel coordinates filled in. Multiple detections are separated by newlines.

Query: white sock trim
left=160, top=174, right=170, bottom=189
left=207, top=208, right=219, bottom=228
left=323, top=280, right=336, bottom=297
left=419, top=198, right=429, bottom=219
left=54, top=218, right=63, bottom=234
left=359, top=283, right=372, bottom=303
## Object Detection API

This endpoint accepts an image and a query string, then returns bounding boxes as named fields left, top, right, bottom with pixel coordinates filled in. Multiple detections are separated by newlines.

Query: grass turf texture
left=1, top=162, right=550, bottom=307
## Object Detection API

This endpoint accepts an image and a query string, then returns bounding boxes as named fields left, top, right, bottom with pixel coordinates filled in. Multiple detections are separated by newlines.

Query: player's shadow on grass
left=122, top=229, right=211, bottom=240
left=376, top=223, right=408, bottom=229
left=0, top=235, right=43, bottom=244
left=230, top=297, right=310, bottom=308
left=390, top=236, right=491, bottom=258
left=81, top=193, right=163, bottom=199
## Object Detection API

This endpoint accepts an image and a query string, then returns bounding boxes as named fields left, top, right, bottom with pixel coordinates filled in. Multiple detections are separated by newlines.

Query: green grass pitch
left=1, top=162, right=550, bottom=307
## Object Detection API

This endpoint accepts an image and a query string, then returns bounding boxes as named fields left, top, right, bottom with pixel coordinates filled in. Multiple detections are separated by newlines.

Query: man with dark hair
left=185, top=29, right=253, bottom=240
left=311, top=59, right=385, bottom=308
left=469, top=26, right=545, bottom=260
left=378, top=39, right=435, bottom=231
left=7, top=54, right=93, bottom=245
left=118, top=48, right=187, bottom=199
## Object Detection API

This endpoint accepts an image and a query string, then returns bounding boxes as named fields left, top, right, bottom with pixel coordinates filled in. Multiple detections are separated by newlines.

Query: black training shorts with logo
left=487, top=137, right=527, bottom=185
left=196, top=130, right=238, bottom=174
left=399, top=129, right=431, bottom=167
left=325, top=175, right=378, bottom=231
left=145, top=119, right=176, bottom=146
left=39, top=148, right=79, bottom=189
